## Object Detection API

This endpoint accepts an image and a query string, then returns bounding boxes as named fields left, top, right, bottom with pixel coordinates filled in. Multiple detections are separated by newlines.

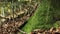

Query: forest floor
left=30, top=27, right=60, bottom=34
left=0, top=0, right=60, bottom=34
left=0, top=1, right=39, bottom=34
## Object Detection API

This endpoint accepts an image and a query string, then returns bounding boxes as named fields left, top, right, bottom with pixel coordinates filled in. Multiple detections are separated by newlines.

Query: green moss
left=22, top=0, right=54, bottom=33
left=53, top=21, right=60, bottom=28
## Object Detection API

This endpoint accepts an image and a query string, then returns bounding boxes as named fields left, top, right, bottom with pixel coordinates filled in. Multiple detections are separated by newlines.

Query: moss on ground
left=21, top=0, right=60, bottom=34
left=22, top=0, right=54, bottom=33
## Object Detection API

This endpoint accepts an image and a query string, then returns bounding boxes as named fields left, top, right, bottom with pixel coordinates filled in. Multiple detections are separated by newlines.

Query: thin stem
left=12, top=1, right=15, bottom=22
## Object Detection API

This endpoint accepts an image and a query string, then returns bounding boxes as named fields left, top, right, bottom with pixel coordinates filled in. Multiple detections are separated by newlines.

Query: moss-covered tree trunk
left=21, top=0, right=60, bottom=34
